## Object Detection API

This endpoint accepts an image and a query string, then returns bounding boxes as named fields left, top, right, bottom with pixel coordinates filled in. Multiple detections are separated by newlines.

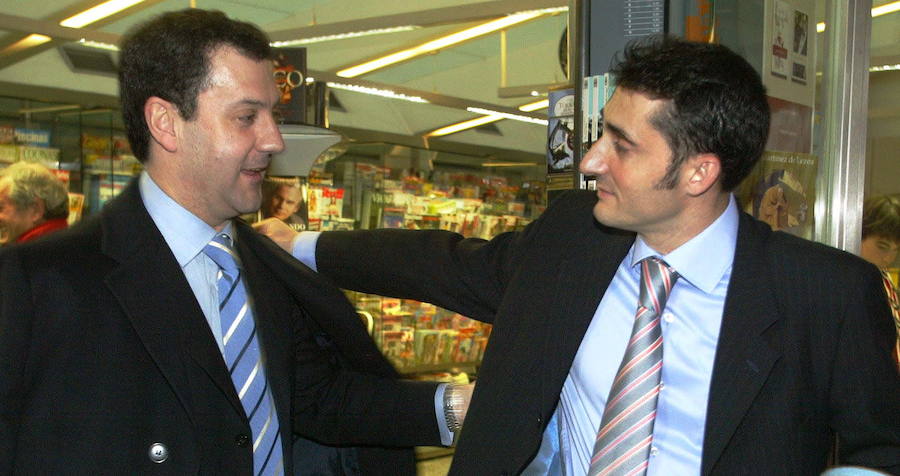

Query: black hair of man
left=118, top=9, right=273, bottom=163
left=609, top=35, right=771, bottom=191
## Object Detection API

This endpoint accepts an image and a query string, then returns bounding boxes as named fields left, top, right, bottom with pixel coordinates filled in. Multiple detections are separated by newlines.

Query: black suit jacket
left=0, top=181, right=441, bottom=475
left=314, top=190, right=900, bottom=475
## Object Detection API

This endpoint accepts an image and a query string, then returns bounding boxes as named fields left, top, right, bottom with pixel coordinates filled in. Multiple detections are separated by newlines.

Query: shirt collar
left=139, top=172, right=233, bottom=268
left=629, top=194, right=739, bottom=293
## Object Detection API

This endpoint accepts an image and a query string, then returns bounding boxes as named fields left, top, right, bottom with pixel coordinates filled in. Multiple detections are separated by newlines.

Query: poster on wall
left=272, top=48, right=307, bottom=124
left=771, top=0, right=791, bottom=79
left=767, top=96, right=813, bottom=154
left=764, top=0, right=816, bottom=108
left=547, top=88, right=575, bottom=174
left=737, top=151, right=818, bottom=239
left=791, top=8, right=810, bottom=84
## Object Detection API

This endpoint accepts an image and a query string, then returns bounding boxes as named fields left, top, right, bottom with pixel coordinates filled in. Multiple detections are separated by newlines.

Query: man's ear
left=684, top=153, right=722, bottom=196
left=28, top=197, right=46, bottom=224
left=144, top=97, right=178, bottom=153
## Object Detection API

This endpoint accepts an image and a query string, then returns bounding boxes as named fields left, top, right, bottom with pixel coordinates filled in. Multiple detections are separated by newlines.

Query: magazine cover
left=547, top=87, right=575, bottom=174
left=272, top=48, right=307, bottom=124
left=737, top=150, right=817, bottom=239
left=259, top=177, right=308, bottom=231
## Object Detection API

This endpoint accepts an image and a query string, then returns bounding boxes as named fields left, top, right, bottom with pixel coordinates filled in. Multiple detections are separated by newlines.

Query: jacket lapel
left=247, top=228, right=394, bottom=376
left=101, top=182, right=244, bottom=418
left=541, top=224, right=635, bottom=411
left=701, top=214, right=781, bottom=475
left=233, top=223, right=295, bottom=438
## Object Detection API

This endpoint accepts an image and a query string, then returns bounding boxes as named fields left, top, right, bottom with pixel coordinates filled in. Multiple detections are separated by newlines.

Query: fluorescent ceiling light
left=870, top=63, right=900, bottom=72
left=817, top=1, right=900, bottom=33
left=517, top=7, right=569, bottom=15
left=518, top=99, right=549, bottom=112
left=272, top=26, right=420, bottom=47
left=79, top=39, right=119, bottom=51
left=60, top=0, right=146, bottom=28
left=326, top=82, right=429, bottom=103
left=466, top=107, right=548, bottom=125
left=1, top=34, right=52, bottom=55
left=873, top=1, right=900, bottom=17
left=428, top=115, right=504, bottom=137
left=337, top=11, right=549, bottom=78
left=427, top=99, right=549, bottom=137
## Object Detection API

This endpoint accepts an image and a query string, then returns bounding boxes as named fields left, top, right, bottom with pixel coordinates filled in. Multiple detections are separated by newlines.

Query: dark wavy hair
left=118, top=9, right=273, bottom=163
left=609, top=35, right=770, bottom=191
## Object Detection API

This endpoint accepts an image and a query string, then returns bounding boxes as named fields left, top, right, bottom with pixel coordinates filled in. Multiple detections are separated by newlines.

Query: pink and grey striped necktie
left=588, top=257, right=678, bottom=476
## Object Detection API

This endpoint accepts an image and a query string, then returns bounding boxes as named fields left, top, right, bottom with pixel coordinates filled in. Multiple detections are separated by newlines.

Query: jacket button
left=236, top=434, right=251, bottom=447
left=148, top=442, right=168, bottom=463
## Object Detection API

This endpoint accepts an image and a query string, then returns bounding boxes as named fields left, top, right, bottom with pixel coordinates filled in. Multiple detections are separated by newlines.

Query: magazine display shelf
left=302, top=156, right=547, bottom=379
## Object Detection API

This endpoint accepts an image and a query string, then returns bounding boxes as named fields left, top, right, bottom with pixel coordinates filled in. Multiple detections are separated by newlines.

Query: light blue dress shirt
left=139, top=172, right=233, bottom=352
left=528, top=194, right=739, bottom=476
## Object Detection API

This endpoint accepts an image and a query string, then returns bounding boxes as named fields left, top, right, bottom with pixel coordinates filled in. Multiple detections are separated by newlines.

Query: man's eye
left=238, top=114, right=256, bottom=125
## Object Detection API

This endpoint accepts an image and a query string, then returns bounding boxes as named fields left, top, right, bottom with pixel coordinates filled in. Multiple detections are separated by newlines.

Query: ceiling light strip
left=518, top=99, right=549, bottom=112
left=870, top=63, right=900, bottom=72
left=872, top=1, right=900, bottom=17
left=326, top=82, right=429, bottom=103
left=1, top=34, right=52, bottom=55
left=513, top=7, right=569, bottom=15
left=467, top=107, right=548, bottom=125
left=79, top=39, right=119, bottom=51
left=60, top=0, right=147, bottom=28
left=337, top=11, right=547, bottom=78
left=272, top=26, right=420, bottom=47
left=426, top=99, right=549, bottom=137
left=428, top=115, right=504, bottom=137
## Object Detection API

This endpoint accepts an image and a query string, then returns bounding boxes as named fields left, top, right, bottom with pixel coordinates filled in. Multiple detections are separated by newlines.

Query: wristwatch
left=443, top=384, right=465, bottom=433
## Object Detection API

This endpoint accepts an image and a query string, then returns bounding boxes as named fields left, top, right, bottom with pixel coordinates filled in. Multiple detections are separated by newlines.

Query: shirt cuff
left=292, top=231, right=321, bottom=271
left=435, top=383, right=455, bottom=446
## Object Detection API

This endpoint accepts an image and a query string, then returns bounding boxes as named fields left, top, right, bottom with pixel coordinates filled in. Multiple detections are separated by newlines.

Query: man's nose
left=579, top=140, right=609, bottom=175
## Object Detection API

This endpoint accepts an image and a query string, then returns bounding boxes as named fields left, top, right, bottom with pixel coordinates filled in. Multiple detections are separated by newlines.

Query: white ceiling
left=0, top=0, right=897, bottom=169
left=0, top=0, right=569, bottom=166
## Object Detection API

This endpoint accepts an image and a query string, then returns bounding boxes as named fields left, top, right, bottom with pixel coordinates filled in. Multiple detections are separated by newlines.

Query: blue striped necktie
left=204, top=233, right=284, bottom=476
left=588, top=257, right=678, bottom=476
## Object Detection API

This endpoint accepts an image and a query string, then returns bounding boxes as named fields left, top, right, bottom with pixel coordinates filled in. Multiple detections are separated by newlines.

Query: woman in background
left=860, top=194, right=900, bottom=369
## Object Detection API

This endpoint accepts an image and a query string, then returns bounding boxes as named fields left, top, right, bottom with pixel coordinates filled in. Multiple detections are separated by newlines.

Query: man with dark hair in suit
left=0, top=9, right=465, bottom=475
left=258, top=36, right=900, bottom=475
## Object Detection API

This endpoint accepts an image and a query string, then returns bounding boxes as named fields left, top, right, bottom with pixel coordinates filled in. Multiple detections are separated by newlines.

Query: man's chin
left=591, top=206, right=624, bottom=229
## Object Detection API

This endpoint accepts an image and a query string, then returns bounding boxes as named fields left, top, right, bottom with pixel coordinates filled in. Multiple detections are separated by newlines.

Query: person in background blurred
left=0, top=161, right=68, bottom=246
left=860, top=194, right=900, bottom=368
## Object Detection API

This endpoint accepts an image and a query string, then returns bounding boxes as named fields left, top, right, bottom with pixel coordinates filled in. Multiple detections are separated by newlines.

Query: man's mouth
left=243, top=167, right=267, bottom=178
